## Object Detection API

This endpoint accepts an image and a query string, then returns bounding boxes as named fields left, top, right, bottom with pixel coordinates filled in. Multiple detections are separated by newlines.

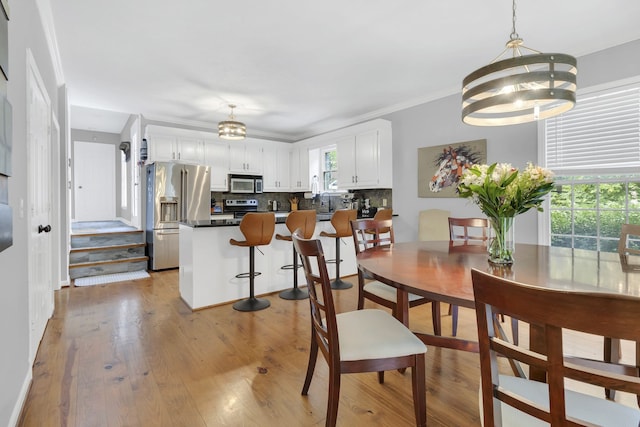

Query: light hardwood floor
left=17, top=269, right=635, bottom=426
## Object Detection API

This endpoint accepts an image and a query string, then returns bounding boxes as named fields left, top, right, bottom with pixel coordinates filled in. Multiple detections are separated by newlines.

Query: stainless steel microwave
left=229, top=175, right=263, bottom=194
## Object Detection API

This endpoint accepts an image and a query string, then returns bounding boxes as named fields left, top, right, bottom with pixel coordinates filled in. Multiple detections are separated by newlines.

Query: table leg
left=396, top=288, right=409, bottom=327
left=529, top=323, right=546, bottom=382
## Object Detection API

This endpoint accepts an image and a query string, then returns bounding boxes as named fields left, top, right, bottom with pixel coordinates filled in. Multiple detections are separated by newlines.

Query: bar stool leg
left=279, top=246, right=309, bottom=300
left=233, top=246, right=271, bottom=312
left=330, top=237, right=352, bottom=290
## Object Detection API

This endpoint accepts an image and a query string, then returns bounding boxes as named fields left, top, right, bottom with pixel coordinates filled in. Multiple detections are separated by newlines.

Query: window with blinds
left=544, top=80, right=640, bottom=252
left=545, top=84, right=640, bottom=172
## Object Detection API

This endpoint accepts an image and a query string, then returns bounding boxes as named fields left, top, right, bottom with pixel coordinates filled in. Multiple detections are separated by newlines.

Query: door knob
left=38, top=224, right=51, bottom=233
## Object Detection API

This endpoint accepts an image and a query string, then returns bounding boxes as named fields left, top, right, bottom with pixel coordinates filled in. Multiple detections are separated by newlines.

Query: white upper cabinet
left=337, top=129, right=380, bottom=189
left=203, top=138, right=230, bottom=191
left=263, top=142, right=291, bottom=192
left=323, top=120, right=391, bottom=190
left=290, top=145, right=310, bottom=191
left=228, top=139, right=263, bottom=174
left=145, top=126, right=204, bottom=164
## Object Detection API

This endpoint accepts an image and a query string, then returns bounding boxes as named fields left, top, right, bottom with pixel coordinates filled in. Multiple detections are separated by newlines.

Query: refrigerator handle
left=181, top=168, right=188, bottom=221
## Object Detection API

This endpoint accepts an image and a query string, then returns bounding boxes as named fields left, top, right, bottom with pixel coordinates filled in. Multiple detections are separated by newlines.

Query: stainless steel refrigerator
left=146, top=162, right=211, bottom=270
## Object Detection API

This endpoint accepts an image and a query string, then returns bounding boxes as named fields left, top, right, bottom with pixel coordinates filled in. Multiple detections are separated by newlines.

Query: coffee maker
left=341, top=193, right=356, bottom=210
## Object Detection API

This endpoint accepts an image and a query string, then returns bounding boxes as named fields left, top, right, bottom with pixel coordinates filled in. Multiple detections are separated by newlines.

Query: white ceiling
left=49, top=1, right=640, bottom=141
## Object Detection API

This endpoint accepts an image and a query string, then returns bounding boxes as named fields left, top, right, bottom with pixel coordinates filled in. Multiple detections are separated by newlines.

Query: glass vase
left=488, top=217, right=515, bottom=265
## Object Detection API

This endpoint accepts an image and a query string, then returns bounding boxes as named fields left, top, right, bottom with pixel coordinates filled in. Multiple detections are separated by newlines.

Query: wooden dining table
left=356, top=240, right=640, bottom=380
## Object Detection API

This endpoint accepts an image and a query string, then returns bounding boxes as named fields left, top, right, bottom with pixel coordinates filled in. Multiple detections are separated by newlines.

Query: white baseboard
left=9, top=368, right=32, bottom=427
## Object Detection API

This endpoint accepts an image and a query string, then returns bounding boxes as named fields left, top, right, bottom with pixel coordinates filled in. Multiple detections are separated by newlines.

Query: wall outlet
left=382, top=198, right=387, bottom=207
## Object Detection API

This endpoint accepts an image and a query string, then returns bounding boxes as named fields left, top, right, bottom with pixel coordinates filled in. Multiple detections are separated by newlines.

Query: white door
left=74, top=141, right=116, bottom=221
left=27, top=50, right=54, bottom=362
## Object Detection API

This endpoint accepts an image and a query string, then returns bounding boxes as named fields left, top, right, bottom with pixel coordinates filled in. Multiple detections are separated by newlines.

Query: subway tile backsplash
left=211, top=189, right=392, bottom=213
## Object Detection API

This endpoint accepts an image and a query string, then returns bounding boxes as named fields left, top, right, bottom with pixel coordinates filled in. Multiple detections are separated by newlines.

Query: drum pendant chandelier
left=461, top=0, right=577, bottom=126
left=218, top=104, right=247, bottom=140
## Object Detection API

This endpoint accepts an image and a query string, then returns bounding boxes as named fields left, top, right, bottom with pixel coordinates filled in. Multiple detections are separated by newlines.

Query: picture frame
left=417, top=139, right=487, bottom=198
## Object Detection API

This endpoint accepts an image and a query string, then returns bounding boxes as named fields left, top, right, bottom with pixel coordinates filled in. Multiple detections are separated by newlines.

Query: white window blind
left=545, top=83, right=640, bottom=172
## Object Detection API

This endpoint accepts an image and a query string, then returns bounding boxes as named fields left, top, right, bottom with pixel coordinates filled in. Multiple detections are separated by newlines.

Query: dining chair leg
left=377, top=371, right=384, bottom=384
left=603, top=337, right=621, bottom=400
left=431, top=302, right=442, bottom=336
left=451, top=305, right=459, bottom=337
left=511, top=317, right=519, bottom=346
left=412, top=353, right=427, bottom=427
left=357, top=275, right=365, bottom=310
left=327, top=366, right=341, bottom=427
left=302, top=338, right=318, bottom=395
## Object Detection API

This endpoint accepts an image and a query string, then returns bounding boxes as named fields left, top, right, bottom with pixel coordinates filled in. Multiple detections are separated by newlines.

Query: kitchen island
left=178, top=213, right=357, bottom=310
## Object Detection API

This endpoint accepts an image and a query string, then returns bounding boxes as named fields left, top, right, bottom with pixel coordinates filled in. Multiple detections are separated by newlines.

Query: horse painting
left=429, top=145, right=482, bottom=193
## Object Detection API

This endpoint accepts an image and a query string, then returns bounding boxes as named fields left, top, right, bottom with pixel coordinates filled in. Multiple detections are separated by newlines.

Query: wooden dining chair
left=618, top=223, right=640, bottom=256
left=292, top=229, right=427, bottom=427
left=448, top=217, right=489, bottom=242
left=351, top=218, right=443, bottom=336
left=471, top=268, right=640, bottom=426
left=447, top=217, right=520, bottom=343
left=603, top=222, right=640, bottom=401
left=351, top=219, right=442, bottom=335
left=418, top=209, right=450, bottom=242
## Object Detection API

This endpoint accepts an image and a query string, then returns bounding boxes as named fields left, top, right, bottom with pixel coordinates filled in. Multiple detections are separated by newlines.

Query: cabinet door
left=353, top=130, right=379, bottom=188
left=262, top=146, right=279, bottom=191
left=228, top=143, right=246, bottom=172
left=177, top=136, right=203, bottom=164
left=290, top=146, right=310, bottom=190
left=263, top=145, right=290, bottom=191
left=337, top=136, right=356, bottom=189
left=148, top=134, right=177, bottom=162
left=204, top=140, right=229, bottom=191
left=276, top=147, right=291, bottom=190
left=244, top=142, right=263, bottom=174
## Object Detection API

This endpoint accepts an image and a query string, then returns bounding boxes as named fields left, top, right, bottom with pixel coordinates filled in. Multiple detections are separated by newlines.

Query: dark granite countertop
left=181, top=214, right=332, bottom=228
left=181, top=210, right=395, bottom=228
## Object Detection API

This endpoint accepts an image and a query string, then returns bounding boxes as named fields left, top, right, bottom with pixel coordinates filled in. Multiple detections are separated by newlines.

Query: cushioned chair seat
left=336, top=309, right=427, bottom=361
left=363, top=281, right=425, bottom=303
left=480, top=374, right=640, bottom=427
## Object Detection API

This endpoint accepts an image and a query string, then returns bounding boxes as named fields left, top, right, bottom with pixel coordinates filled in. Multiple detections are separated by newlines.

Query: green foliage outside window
left=550, top=177, right=640, bottom=252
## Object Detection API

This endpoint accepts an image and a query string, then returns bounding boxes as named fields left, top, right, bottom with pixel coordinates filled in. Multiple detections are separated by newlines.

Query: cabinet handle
left=178, top=152, right=181, bottom=160
left=355, top=176, right=358, bottom=183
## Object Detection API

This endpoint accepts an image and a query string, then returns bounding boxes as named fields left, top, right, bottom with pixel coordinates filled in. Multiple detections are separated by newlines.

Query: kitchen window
left=322, top=146, right=337, bottom=191
left=543, top=79, right=640, bottom=251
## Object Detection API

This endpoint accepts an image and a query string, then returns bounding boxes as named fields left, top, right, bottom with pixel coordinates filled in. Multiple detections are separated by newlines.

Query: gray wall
left=385, top=38, right=640, bottom=243
left=1, top=0, right=62, bottom=424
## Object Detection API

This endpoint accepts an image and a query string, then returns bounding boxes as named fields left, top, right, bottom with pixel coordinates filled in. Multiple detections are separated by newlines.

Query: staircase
left=69, top=221, right=148, bottom=280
